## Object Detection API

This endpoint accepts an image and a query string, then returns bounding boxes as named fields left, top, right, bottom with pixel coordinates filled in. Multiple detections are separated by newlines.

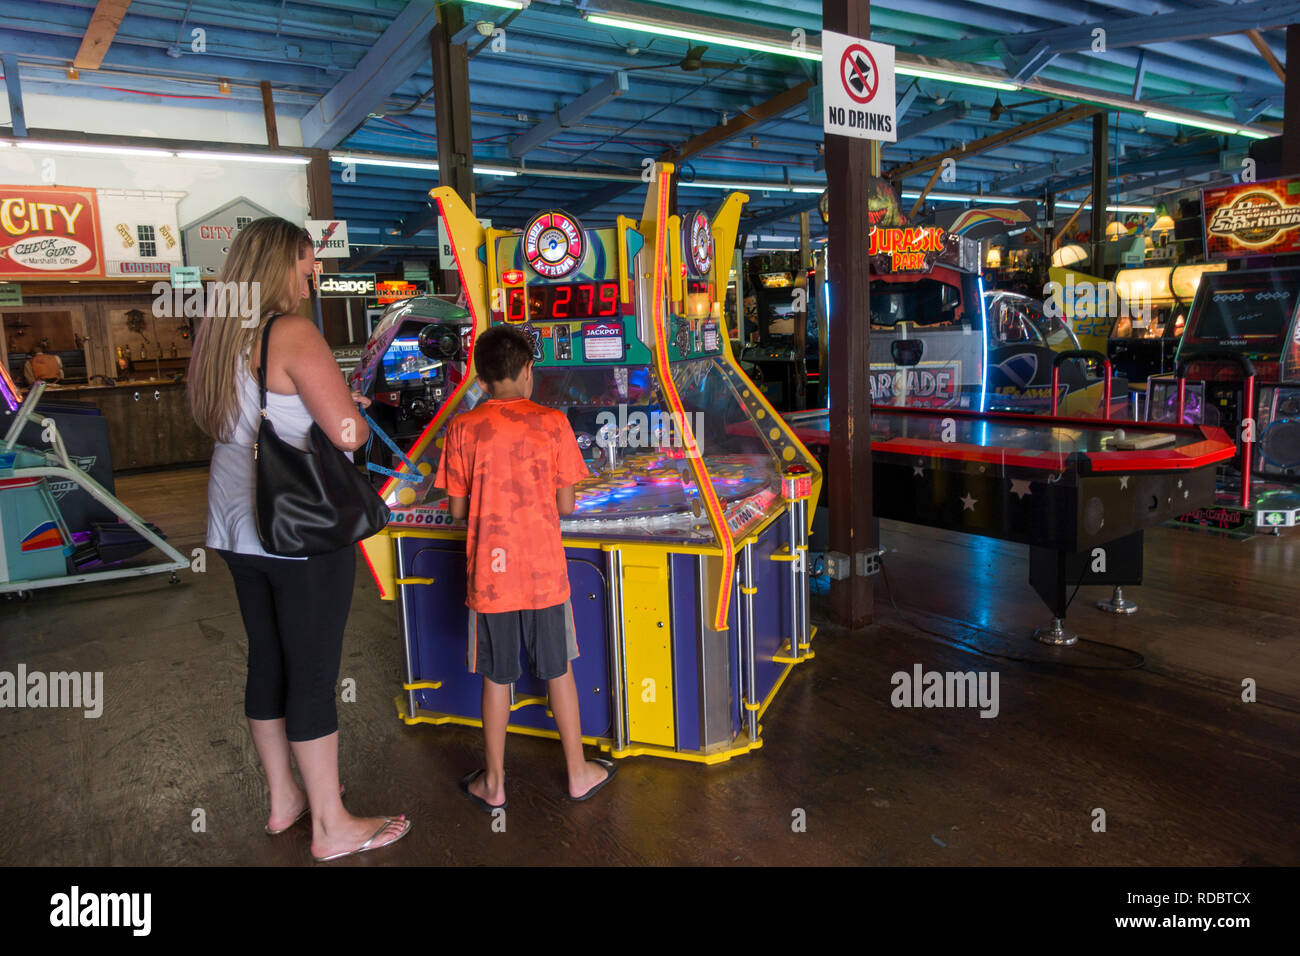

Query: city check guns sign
left=822, top=31, right=897, bottom=143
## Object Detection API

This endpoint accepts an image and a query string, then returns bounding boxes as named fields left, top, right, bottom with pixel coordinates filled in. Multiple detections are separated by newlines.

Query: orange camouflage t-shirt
left=434, top=397, right=591, bottom=613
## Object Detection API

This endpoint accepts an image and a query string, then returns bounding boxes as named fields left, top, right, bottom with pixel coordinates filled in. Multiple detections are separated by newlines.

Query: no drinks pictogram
left=822, top=30, right=897, bottom=143
left=841, top=44, right=878, bottom=104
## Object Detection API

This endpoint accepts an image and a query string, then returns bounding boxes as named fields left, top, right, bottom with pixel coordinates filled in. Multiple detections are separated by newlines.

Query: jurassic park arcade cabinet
left=359, top=164, right=822, bottom=763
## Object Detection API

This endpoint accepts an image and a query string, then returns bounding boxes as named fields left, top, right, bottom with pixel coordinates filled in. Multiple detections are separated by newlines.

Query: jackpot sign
left=0, top=186, right=104, bottom=278
left=1203, top=177, right=1300, bottom=258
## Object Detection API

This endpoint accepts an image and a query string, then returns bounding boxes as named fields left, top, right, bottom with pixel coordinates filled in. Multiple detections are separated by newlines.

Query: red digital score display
left=506, top=282, right=620, bottom=322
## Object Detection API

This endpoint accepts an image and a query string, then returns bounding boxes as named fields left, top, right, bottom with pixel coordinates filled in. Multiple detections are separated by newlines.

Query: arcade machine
left=739, top=264, right=818, bottom=412
left=359, top=164, right=822, bottom=763
left=0, top=375, right=188, bottom=599
left=812, top=225, right=1106, bottom=415
left=1106, top=263, right=1226, bottom=384
left=349, top=296, right=473, bottom=480
left=1145, top=266, right=1300, bottom=534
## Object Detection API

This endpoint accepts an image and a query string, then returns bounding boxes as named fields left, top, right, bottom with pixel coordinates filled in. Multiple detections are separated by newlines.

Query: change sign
left=822, top=31, right=896, bottom=143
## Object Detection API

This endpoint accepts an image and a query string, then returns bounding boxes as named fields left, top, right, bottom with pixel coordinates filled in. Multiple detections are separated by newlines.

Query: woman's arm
left=275, top=315, right=371, bottom=451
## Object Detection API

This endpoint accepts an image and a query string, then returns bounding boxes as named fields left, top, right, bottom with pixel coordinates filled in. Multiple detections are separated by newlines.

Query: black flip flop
left=570, top=758, right=618, bottom=802
left=460, top=769, right=506, bottom=814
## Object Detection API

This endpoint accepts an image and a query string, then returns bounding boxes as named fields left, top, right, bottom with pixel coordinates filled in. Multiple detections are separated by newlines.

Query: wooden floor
left=1, top=465, right=1296, bottom=866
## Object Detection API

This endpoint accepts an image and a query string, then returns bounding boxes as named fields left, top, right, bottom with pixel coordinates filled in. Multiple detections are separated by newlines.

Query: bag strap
left=256, top=313, right=282, bottom=417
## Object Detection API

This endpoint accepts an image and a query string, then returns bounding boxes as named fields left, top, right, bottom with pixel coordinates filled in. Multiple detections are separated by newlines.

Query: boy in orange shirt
left=435, top=324, right=617, bottom=810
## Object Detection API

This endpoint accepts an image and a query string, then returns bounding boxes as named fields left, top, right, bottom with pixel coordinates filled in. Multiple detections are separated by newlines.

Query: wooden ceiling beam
left=74, top=0, right=133, bottom=71
left=886, top=103, right=1101, bottom=184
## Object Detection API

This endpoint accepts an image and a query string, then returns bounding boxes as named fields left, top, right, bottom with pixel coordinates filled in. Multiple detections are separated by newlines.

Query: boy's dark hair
left=474, top=324, right=535, bottom=383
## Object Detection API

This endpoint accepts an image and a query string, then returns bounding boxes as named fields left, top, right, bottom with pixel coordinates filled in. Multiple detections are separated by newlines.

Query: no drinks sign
left=822, top=30, right=896, bottom=143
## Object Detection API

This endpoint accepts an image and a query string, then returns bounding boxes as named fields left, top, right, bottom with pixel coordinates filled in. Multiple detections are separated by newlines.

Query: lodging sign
left=0, top=185, right=105, bottom=278
left=1202, top=176, right=1300, bottom=259
left=821, top=31, right=896, bottom=143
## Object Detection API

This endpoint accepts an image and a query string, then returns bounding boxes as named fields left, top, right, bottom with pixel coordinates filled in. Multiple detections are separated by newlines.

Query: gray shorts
left=467, top=600, right=578, bottom=685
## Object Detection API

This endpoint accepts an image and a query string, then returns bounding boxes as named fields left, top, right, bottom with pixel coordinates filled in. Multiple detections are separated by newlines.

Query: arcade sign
left=318, top=272, right=377, bottom=297
left=1202, top=176, right=1300, bottom=259
left=524, top=209, right=586, bottom=279
left=0, top=185, right=104, bottom=279
left=305, top=219, right=350, bottom=258
left=869, top=226, right=949, bottom=273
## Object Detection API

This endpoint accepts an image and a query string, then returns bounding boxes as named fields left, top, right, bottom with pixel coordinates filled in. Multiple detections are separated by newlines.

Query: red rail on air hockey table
left=783, top=404, right=1237, bottom=474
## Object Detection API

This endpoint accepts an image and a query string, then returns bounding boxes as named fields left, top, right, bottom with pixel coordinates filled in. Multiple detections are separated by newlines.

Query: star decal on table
left=1119, top=475, right=1129, bottom=490
left=1010, top=479, right=1032, bottom=499
left=961, top=493, right=978, bottom=511
left=912, top=462, right=925, bottom=477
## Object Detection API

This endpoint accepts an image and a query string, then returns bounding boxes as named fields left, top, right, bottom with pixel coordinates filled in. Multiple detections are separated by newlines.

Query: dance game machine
left=359, top=164, right=823, bottom=763
left=1145, top=175, right=1300, bottom=535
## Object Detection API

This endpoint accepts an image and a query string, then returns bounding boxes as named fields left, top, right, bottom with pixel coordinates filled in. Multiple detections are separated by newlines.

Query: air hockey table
left=784, top=405, right=1236, bottom=643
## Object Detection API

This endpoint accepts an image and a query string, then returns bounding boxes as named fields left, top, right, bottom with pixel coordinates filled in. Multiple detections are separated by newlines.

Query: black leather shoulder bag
left=253, top=314, right=389, bottom=557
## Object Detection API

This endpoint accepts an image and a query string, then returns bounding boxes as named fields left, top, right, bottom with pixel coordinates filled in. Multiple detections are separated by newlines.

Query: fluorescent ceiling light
left=463, top=0, right=527, bottom=9
left=899, top=190, right=1024, bottom=205
left=583, top=13, right=821, bottom=62
left=1237, top=128, right=1272, bottom=140
left=15, top=141, right=173, bottom=158
left=176, top=151, right=310, bottom=164
left=332, top=154, right=439, bottom=171
left=1055, top=201, right=1156, bottom=213
left=473, top=165, right=518, bottom=176
left=680, top=180, right=823, bottom=193
left=1143, top=110, right=1239, bottom=136
left=896, top=65, right=1019, bottom=92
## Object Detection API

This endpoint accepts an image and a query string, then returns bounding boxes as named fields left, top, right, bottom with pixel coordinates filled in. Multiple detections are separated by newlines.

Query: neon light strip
left=646, top=166, right=735, bottom=630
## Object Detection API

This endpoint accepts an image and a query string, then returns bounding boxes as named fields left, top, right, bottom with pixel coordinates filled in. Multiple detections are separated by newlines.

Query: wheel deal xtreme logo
left=523, top=210, right=585, bottom=279
left=688, top=210, right=713, bottom=277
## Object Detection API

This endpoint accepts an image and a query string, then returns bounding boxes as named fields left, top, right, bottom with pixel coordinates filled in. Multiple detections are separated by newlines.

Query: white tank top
left=206, top=356, right=316, bottom=559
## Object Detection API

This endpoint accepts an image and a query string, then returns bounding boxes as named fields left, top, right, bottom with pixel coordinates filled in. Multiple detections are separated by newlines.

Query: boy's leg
left=471, top=677, right=511, bottom=807
left=537, top=603, right=613, bottom=799
left=466, top=609, right=518, bottom=808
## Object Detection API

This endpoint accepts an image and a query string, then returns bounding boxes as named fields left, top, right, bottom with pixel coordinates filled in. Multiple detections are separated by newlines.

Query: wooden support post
left=1286, top=25, right=1300, bottom=178
left=2, top=55, right=25, bottom=137
left=1043, top=191, right=1055, bottom=266
left=824, top=0, right=874, bottom=630
left=260, top=81, right=279, bottom=150
left=432, top=4, right=475, bottom=295
left=307, top=151, right=347, bottom=344
left=1089, top=113, right=1109, bottom=276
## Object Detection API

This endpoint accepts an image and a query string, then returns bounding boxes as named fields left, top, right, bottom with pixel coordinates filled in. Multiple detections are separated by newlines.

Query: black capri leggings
left=218, top=547, right=356, bottom=742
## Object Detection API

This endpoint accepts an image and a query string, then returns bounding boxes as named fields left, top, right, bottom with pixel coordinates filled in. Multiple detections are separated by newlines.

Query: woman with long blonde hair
left=189, top=217, right=410, bottom=862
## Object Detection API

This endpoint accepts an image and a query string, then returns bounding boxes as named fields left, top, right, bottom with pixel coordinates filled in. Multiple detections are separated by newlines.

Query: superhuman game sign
left=1203, top=177, right=1300, bottom=259
left=0, top=186, right=104, bottom=278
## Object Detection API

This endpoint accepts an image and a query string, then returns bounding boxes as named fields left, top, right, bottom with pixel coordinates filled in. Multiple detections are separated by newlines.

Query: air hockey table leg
left=1096, top=585, right=1139, bottom=615
left=1034, top=618, right=1079, bottom=646
left=1028, top=532, right=1143, bottom=646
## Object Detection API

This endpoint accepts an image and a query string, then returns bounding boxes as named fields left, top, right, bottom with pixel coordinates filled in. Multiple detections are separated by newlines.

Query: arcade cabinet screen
left=1184, top=271, right=1299, bottom=351
left=870, top=278, right=963, bottom=329
left=382, top=338, right=438, bottom=383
